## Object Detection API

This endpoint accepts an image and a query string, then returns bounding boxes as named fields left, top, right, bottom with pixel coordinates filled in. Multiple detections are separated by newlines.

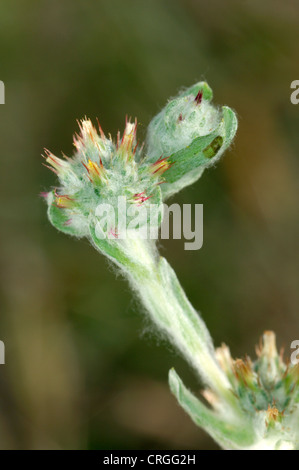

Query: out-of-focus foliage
left=0, top=0, right=298, bottom=449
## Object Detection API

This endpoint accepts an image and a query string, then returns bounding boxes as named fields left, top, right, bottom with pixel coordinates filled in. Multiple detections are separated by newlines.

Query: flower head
left=42, top=117, right=167, bottom=269
left=42, top=82, right=237, bottom=270
left=170, top=331, right=299, bottom=450
left=146, top=82, right=237, bottom=198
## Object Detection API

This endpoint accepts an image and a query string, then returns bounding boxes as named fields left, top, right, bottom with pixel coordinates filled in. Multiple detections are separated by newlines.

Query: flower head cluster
left=170, top=332, right=299, bottom=450
left=42, top=82, right=237, bottom=265
left=217, top=332, right=298, bottom=416
left=43, top=118, right=168, bottom=241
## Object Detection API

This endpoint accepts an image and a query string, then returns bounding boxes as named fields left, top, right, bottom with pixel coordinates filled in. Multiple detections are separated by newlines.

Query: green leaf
left=178, top=81, right=213, bottom=101
left=146, top=82, right=215, bottom=164
left=169, top=368, right=255, bottom=450
left=164, top=132, right=220, bottom=184
left=89, top=222, right=148, bottom=277
left=161, top=106, right=237, bottom=199
left=220, top=105, right=238, bottom=152
left=145, top=81, right=238, bottom=199
left=47, top=191, right=87, bottom=237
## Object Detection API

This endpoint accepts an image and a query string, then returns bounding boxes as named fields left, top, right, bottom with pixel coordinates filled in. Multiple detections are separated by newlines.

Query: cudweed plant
left=42, top=83, right=299, bottom=450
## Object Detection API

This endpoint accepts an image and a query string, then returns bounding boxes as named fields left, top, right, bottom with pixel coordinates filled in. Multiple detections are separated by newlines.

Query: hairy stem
left=95, top=237, right=240, bottom=413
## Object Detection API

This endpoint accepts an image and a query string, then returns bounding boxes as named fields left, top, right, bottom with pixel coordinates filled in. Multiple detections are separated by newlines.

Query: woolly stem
left=93, top=236, right=239, bottom=411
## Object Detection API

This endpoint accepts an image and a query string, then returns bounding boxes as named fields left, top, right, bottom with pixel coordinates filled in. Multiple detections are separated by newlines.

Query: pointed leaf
left=169, top=368, right=255, bottom=449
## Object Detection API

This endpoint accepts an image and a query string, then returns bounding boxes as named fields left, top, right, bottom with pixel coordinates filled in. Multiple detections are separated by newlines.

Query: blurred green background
left=0, top=0, right=299, bottom=450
